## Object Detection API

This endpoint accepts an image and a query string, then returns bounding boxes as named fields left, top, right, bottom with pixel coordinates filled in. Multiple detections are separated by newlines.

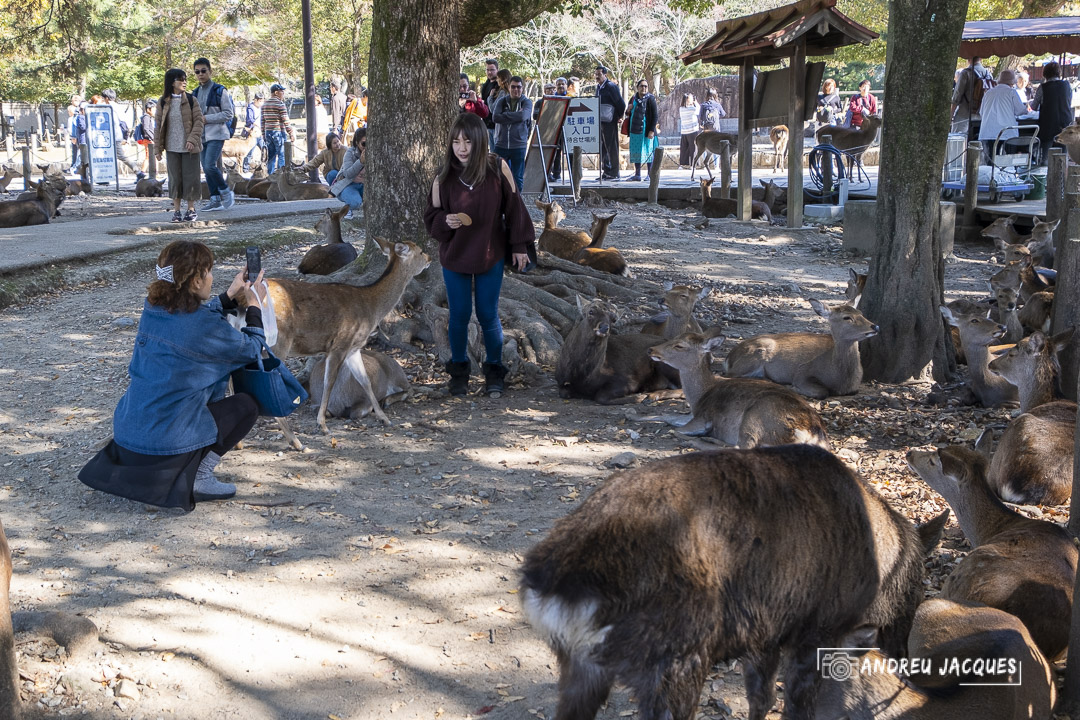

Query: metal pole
left=301, top=0, right=318, bottom=181
left=962, top=141, right=981, bottom=241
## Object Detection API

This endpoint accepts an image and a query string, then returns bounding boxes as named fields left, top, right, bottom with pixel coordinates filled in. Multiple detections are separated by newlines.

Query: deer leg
left=344, top=349, right=391, bottom=425
left=317, top=351, right=348, bottom=435
left=275, top=417, right=304, bottom=451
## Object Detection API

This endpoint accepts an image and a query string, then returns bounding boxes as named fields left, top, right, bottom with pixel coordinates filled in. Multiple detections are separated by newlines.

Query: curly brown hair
left=147, top=240, right=214, bottom=313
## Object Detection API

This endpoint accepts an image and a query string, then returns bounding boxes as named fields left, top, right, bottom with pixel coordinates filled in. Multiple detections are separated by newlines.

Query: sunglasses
left=360, top=141, right=367, bottom=147
left=194, top=68, right=209, bottom=74
left=510, top=85, right=523, bottom=89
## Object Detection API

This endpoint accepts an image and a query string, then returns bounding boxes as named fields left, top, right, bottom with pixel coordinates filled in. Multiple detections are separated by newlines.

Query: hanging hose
left=807, top=142, right=872, bottom=199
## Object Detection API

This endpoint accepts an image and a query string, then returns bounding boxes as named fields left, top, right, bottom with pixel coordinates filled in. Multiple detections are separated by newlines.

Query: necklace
left=459, top=177, right=475, bottom=191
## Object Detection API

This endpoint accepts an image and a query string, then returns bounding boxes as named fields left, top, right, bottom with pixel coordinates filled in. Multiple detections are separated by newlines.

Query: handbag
left=620, top=116, right=631, bottom=135
left=231, top=335, right=308, bottom=417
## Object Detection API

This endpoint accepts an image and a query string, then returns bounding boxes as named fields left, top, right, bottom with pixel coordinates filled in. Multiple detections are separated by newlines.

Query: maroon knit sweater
left=424, top=157, right=533, bottom=274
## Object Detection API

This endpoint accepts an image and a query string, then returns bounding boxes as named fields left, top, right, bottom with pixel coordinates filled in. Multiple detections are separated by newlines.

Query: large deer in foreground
left=258, top=238, right=429, bottom=448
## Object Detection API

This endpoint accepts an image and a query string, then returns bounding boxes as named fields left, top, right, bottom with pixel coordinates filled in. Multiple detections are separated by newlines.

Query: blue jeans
left=338, top=182, right=364, bottom=210
left=443, top=260, right=505, bottom=364
left=265, top=130, right=286, bottom=175
left=495, top=146, right=525, bottom=192
left=244, top=136, right=265, bottom=170
left=201, top=139, right=226, bottom=197
left=325, top=169, right=339, bottom=185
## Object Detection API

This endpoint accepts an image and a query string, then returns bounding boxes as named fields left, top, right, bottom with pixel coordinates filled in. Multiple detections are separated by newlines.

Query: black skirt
left=78, top=441, right=206, bottom=511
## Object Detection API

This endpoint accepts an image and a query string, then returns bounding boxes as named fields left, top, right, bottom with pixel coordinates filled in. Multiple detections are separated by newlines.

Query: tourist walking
left=261, top=83, right=294, bottom=175
left=154, top=68, right=205, bottom=223
left=101, top=89, right=146, bottom=181
left=951, top=56, right=993, bottom=137
left=191, top=58, right=236, bottom=211
left=595, top=66, right=625, bottom=181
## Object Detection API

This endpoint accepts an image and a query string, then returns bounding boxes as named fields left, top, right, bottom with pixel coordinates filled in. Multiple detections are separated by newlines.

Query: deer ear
left=393, top=242, right=409, bottom=257
left=697, top=286, right=712, bottom=301
left=662, top=280, right=674, bottom=291
left=808, top=298, right=827, bottom=317
left=1046, top=219, right=1061, bottom=232
left=703, top=334, right=726, bottom=353
left=975, top=428, right=994, bottom=458
left=940, top=305, right=957, bottom=325
left=575, top=294, right=585, bottom=315
left=1052, top=327, right=1074, bottom=354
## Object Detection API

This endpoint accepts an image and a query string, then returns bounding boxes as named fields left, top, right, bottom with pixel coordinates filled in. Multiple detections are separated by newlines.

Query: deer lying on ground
left=639, top=282, right=710, bottom=339
left=725, top=298, right=879, bottom=398
left=307, top=350, right=410, bottom=420
left=521, top=445, right=944, bottom=720
left=298, top=206, right=358, bottom=275
left=234, top=162, right=267, bottom=196
left=135, top=177, right=164, bottom=197
left=908, top=444, right=1076, bottom=660
left=815, top=114, right=883, bottom=173
left=572, top=228, right=629, bottom=276
left=1055, top=123, right=1080, bottom=163
left=271, top=164, right=331, bottom=200
left=984, top=329, right=1076, bottom=506
left=554, top=297, right=678, bottom=404
left=993, top=286, right=1023, bottom=343
left=535, top=200, right=618, bottom=260
left=816, top=598, right=1056, bottom=720
left=939, top=305, right=1017, bottom=406
left=0, top=166, right=16, bottom=193
left=647, top=331, right=830, bottom=448
left=689, top=129, right=737, bottom=180
left=753, top=178, right=787, bottom=215
left=699, top=178, right=772, bottom=221
left=981, top=214, right=1026, bottom=247
left=1019, top=290, right=1053, bottom=334
left=769, top=125, right=788, bottom=171
left=1026, top=218, right=1059, bottom=268
left=0, top=173, right=65, bottom=227
left=258, top=238, right=429, bottom=446
left=65, top=179, right=91, bottom=196
left=246, top=168, right=279, bottom=200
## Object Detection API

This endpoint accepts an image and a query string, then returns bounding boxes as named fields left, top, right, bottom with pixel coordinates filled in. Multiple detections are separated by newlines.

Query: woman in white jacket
left=328, top=128, right=365, bottom=218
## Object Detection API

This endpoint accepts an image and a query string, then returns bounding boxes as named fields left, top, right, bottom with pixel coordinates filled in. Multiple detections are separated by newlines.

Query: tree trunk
left=859, top=0, right=969, bottom=383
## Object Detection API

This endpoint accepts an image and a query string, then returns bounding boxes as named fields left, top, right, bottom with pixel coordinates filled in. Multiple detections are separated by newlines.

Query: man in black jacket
left=594, top=66, right=626, bottom=181
left=480, top=58, right=500, bottom=145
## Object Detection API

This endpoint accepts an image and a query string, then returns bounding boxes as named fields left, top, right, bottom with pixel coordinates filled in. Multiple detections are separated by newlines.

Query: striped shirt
left=261, top=96, right=293, bottom=137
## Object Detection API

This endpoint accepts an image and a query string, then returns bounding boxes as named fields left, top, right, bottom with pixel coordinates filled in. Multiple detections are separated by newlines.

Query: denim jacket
left=113, top=296, right=264, bottom=455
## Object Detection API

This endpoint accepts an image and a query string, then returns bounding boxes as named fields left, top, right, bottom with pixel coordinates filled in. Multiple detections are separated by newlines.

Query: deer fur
left=276, top=164, right=331, bottom=200
left=222, top=133, right=258, bottom=165
left=699, top=179, right=772, bottom=221
left=981, top=214, right=1026, bottom=247
left=572, top=225, right=629, bottom=277
left=907, top=445, right=1076, bottom=660
left=554, top=297, right=678, bottom=404
left=535, top=200, right=617, bottom=261
left=1055, top=124, right=1080, bottom=164
left=940, top=306, right=1017, bottom=407
left=815, top=114, right=882, bottom=158
left=64, top=179, right=91, bottom=196
left=261, top=238, right=429, bottom=443
left=753, top=179, right=787, bottom=214
left=984, top=329, right=1076, bottom=505
left=521, top=445, right=942, bottom=720
left=135, top=177, right=164, bottom=197
left=307, top=350, right=410, bottom=419
left=1019, top=290, right=1053, bottom=334
left=816, top=598, right=1055, bottom=720
left=689, top=130, right=737, bottom=180
left=993, top=286, right=1023, bottom=344
left=647, top=331, right=830, bottom=448
left=640, top=282, right=709, bottom=339
left=1025, top=218, right=1059, bottom=268
left=246, top=171, right=275, bottom=200
left=725, top=298, right=879, bottom=398
left=0, top=172, right=65, bottom=227
left=0, top=166, right=16, bottom=193
left=844, top=268, right=867, bottom=306
left=299, top=206, right=358, bottom=275
left=769, top=125, right=789, bottom=171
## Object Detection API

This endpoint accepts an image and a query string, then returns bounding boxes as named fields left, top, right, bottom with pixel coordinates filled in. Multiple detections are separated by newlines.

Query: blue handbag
left=231, top=336, right=308, bottom=417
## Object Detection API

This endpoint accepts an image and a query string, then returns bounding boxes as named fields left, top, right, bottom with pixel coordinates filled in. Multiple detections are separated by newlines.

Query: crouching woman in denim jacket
left=80, top=240, right=267, bottom=510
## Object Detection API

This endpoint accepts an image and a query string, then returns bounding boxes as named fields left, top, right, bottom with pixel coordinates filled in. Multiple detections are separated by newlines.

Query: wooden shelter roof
left=679, top=0, right=879, bottom=65
left=959, top=17, right=1080, bottom=57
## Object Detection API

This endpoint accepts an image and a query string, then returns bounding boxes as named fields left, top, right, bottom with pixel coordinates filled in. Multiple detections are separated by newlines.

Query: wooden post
left=147, top=142, right=157, bottom=180
left=79, top=143, right=89, bottom=183
left=21, top=146, right=30, bottom=190
left=571, top=146, right=583, bottom=201
left=1050, top=167, right=1080, bottom=401
left=821, top=134, right=834, bottom=205
left=647, top=147, right=663, bottom=205
left=962, top=141, right=981, bottom=240
left=719, top=140, right=731, bottom=199
left=1047, top=148, right=1067, bottom=253
left=738, top=57, right=754, bottom=221
left=786, top=38, right=806, bottom=228
left=284, top=140, right=293, bottom=167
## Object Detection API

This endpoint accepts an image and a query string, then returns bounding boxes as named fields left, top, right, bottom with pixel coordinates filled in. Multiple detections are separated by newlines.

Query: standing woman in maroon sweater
left=424, top=112, right=533, bottom=397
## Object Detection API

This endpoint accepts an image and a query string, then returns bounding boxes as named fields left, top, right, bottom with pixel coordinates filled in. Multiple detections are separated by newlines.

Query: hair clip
left=155, top=265, right=175, bottom=283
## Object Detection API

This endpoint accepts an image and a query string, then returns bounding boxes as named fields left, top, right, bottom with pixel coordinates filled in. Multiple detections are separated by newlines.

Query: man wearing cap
left=102, top=89, right=146, bottom=182
left=261, top=83, right=294, bottom=175
left=191, top=57, right=236, bottom=211
left=243, top=93, right=265, bottom=172
left=594, top=66, right=625, bottom=181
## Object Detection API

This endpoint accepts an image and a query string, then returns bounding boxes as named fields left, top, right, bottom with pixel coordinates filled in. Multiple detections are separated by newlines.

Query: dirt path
left=0, top=200, right=1050, bottom=719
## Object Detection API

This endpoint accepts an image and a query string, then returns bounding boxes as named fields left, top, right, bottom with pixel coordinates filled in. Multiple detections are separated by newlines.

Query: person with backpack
left=191, top=57, right=236, bottom=212
left=698, top=88, right=726, bottom=172
left=951, top=56, right=994, bottom=138
left=101, top=89, right=146, bottom=182
left=155, top=68, right=205, bottom=223
left=133, top=99, right=156, bottom=148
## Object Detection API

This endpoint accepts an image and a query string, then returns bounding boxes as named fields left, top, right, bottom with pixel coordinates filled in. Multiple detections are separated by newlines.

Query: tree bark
left=860, top=0, right=968, bottom=383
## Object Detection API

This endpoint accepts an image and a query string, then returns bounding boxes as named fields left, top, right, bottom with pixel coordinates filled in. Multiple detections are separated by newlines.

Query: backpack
left=206, top=83, right=238, bottom=137
left=968, top=68, right=996, bottom=114
left=131, top=120, right=144, bottom=142
left=704, top=105, right=719, bottom=130
left=118, top=119, right=130, bottom=140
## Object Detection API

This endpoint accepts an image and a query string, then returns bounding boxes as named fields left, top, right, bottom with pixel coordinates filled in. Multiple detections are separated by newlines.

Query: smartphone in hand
left=245, top=246, right=261, bottom=284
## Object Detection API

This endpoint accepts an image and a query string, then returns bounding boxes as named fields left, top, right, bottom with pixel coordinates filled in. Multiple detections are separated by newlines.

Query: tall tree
left=859, top=0, right=970, bottom=383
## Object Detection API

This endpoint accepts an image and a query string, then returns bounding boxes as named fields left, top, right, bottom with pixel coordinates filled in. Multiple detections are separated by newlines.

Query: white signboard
left=85, top=104, right=117, bottom=185
left=562, top=97, right=600, bottom=154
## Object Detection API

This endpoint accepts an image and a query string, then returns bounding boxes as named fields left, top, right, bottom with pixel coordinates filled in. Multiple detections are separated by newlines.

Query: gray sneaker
left=202, top=196, right=223, bottom=212
left=220, top=190, right=236, bottom=210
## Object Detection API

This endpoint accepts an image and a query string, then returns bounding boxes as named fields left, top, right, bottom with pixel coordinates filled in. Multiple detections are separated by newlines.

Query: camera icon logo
left=820, top=651, right=858, bottom=681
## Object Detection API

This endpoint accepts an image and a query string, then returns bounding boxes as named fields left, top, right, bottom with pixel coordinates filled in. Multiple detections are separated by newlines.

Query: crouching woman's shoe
left=482, top=362, right=508, bottom=398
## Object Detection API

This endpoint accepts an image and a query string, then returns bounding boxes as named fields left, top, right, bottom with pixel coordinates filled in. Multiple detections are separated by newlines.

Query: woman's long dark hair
left=436, top=112, right=495, bottom=188
left=160, top=68, right=187, bottom=105
left=351, top=127, right=367, bottom=151
left=148, top=240, right=214, bottom=313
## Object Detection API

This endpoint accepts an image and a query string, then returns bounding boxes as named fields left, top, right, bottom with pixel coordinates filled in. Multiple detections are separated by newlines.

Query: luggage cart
left=942, top=125, right=1040, bottom=203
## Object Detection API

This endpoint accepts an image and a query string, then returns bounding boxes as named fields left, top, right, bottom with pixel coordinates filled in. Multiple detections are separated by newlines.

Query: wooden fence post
left=647, top=147, right=663, bottom=205
left=1050, top=166, right=1080, bottom=401
left=961, top=141, right=981, bottom=241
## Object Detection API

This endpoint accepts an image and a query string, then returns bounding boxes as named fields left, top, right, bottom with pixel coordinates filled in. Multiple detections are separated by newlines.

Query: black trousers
left=207, top=393, right=259, bottom=455
left=600, top=122, right=619, bottom=176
